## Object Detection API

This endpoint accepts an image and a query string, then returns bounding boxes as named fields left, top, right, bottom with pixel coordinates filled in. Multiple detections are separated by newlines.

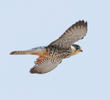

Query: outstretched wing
left=30, top=57, right=62, bottom=74
left=49, top=20, right=87, bottom=48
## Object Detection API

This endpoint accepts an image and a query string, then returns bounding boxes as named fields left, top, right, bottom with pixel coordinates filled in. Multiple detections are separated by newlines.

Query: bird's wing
left=30, top=56, right=62, bottom=74
left=49, top=20, right=87, bottom=48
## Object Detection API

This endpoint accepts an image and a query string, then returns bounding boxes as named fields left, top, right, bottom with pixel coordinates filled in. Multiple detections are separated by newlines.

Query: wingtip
left=79, top=20, right=87, bottom=24
left=75, top=20, right=87, bottom=27
left=30, top=67, right=35, bottom=74
left=30, top=67, right=44, bottom=74
left=78, top=19, right=87, bottom=22
left=85, top=21, right=87, bottom=26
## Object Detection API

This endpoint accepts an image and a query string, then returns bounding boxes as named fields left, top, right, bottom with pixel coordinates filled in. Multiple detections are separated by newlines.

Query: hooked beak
left=79, top=47, right=83, bottom=52
left=80, top=49, right=83, bottom=52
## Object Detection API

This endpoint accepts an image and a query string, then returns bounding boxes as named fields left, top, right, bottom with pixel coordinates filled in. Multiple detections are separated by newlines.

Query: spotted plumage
left=10, top=20, right=88, bottom=74
left=46, top=45, right=72, bottom=58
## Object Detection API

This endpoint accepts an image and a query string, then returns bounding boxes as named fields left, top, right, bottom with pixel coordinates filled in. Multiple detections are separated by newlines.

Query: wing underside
left=30, top=57, right=62, bottom=74
left=49, top=20, right=87, bottom=48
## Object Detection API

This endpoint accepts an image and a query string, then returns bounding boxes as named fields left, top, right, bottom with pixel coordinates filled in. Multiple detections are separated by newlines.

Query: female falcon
left=10, top=20, right=88, bottom=74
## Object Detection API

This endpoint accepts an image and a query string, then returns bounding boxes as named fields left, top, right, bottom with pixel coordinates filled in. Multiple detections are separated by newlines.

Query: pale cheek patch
left=71, top=46, right=76, bottom=51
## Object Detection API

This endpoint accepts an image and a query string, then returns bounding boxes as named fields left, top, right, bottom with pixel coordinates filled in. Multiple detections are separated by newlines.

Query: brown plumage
left=10, top=20, right=88, bottom=74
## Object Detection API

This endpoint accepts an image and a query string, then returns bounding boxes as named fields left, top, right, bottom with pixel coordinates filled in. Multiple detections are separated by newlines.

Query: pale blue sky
left=0, top=0, right=110, bottom=100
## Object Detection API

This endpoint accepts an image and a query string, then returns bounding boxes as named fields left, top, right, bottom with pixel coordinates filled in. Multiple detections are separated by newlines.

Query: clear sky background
left=0, top=0, right=110, bottom=100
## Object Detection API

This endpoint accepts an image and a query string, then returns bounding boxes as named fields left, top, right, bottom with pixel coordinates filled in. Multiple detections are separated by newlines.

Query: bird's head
left=71, top=44, right=83, bottom=55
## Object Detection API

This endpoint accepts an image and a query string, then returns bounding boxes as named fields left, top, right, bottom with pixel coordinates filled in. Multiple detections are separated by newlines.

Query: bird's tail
left=10, top=46, right=46, bottom=56
left=10, top=50, right=32, bottom=55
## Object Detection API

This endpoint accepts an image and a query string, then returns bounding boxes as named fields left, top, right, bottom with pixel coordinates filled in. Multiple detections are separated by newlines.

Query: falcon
left=10, top=20, right=88, bottom=74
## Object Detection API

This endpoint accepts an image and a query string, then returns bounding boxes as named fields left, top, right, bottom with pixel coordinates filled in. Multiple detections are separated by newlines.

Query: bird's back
left=46, top=45, right=72, bottom=59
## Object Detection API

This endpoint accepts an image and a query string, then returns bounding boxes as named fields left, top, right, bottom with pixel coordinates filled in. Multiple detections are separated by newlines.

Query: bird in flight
left=10, top=20, right=88, bottom=74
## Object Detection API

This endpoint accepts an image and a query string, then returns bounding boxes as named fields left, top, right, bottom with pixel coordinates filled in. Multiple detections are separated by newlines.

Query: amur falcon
left=10, top=20, right=88, bottom=74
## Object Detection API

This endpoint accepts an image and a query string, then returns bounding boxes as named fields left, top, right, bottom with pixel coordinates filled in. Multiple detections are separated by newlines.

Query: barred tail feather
left=10, top=46, right=46, bottom=55
left=10, top=51, right=31, bottom=55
